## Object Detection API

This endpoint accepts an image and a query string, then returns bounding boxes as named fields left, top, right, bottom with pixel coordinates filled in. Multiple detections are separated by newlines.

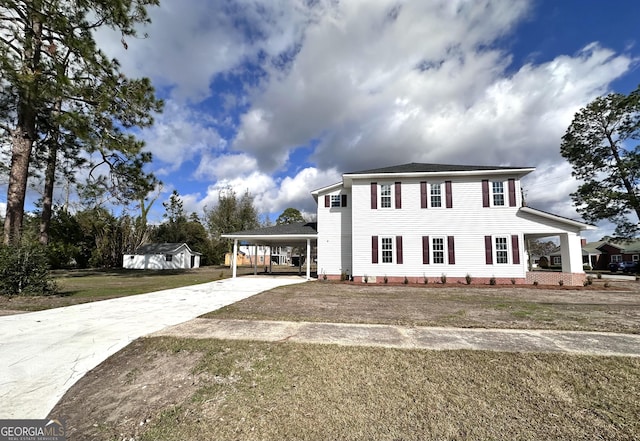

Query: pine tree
left=560, top=85, right=640, bottom=238
left=0, top=0, right=162, bottom=245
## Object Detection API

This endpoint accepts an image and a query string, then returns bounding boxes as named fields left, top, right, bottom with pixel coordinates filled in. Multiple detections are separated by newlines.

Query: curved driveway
left=0, top=276, right=308, bottom=419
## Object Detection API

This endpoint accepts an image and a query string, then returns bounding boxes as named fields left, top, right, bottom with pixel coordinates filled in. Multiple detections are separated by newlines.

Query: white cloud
left=142, top=100, right=225, bottom=175
left=93, top=0, right=636, bottom=240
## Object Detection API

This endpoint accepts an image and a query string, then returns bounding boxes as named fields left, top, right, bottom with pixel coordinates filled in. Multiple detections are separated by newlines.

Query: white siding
left=123, top=244, right=200, bottom=270
left=351, top=176, right=534, bottom=279
left=316, top=188, right=352, bottom=277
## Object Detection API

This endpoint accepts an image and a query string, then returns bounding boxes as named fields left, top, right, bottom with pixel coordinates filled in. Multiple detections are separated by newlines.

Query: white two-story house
left=311, top=163, right=594, bottom=286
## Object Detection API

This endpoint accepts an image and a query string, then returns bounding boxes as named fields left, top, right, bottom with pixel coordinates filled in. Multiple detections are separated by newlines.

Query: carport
left=222, top=222, right=318, bottom=280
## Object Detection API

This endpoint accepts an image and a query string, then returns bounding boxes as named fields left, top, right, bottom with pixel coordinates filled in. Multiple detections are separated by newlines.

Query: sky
left=2, top=0, right=640, bottom=241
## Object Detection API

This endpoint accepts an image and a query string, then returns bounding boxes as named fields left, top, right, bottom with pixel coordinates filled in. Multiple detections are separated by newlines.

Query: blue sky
left=3, top=0, right=639, bottom=241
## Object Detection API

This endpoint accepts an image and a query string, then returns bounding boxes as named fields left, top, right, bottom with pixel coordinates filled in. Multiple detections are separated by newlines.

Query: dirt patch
left=49, top=339, right=207, bottom=441
left=205, top=280, right=640, bottom=333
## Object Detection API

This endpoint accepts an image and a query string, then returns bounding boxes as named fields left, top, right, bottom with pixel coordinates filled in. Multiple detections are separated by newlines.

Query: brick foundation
left=321, top=272, right=586, bottom=286
left=525, top=271, right=586, bottom=287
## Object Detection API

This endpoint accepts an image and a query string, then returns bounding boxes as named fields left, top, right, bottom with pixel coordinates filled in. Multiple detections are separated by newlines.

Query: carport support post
left=232, top=239, right=238, bottom=278
left=253, top=244, right=258, bottom=275
left=306, top=238, right=311, bottom=280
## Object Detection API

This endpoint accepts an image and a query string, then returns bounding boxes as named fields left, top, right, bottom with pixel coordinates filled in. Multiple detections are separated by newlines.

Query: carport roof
left=222, top=222, right=318, bottom=246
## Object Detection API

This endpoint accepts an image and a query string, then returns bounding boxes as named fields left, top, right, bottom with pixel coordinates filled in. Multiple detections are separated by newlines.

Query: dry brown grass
left=53, top=337, right=640, bottom=441
left=205, top=280, right=640, bottom=333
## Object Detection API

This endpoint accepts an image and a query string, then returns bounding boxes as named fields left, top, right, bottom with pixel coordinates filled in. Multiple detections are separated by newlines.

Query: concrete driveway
left=0, top=276, right=308, bottom=419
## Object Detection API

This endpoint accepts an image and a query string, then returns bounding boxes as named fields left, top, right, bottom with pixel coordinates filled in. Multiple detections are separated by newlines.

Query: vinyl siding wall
left=316, top=187, right=353, bottom=278
left=350, top=176, right=573, bottom=281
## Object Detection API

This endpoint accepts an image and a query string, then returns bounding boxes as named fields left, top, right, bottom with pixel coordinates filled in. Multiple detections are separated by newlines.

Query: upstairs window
left=331, top=195, right=341, bottom=207
left=431, top=183, right=442, bottom=208
left=492, top=181, right=505, bottom=206
left=380, top=184, right=392, bottom=208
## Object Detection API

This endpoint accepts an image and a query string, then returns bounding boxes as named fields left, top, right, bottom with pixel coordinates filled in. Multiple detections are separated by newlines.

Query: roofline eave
left=519, top=206, right=596, bottom=230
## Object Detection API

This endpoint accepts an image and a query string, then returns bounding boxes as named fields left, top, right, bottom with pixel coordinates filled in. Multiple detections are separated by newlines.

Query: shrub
left=403, top=276, right=409, bottom=285
left=340, top=270, right=347, bottom=281
left=440, top=274, right=447, bottom=284
left=510, top=278, right=516, bottom=285
left=597, top=272, right=602, bottom=279
left=489, top=276, right=496, bottom=285
left=383, top=275, right=388, bottom=284
left=558, top=280, right=564, bottom=286
left=533, top=280, right=539, bottom=286
left=586, top=276, right=593, bottom=285
left=423, top=274, right=428, bottom=284
left=0, top=244, right=57, bottom=296
left=465, top=274, right=472, bottom=285
left=604, top=281, right=610, bottom=288
left=363, top=275, right=368, bottom=283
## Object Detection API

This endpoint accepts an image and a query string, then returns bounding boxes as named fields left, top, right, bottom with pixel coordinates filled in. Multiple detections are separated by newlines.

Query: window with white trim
left=380, top=184, right=392, bottom=208
left=492, top=181, right=505, bottom=206
left=431, top=183, right=442, bottom=208
left=432, top=237, right=445, bottom=264
left=165, top=254, right=173, bottom=262
left=331, top=195, right=341, bottom=207
left=495, top=236, right=508, bottom=264
left=612, top=255, right=622, bottom=263
left=381, top=237, right=393, bottom=263
left=552, top=256, right=561, bottom=265
left=633, top=255, right=639, bottom=262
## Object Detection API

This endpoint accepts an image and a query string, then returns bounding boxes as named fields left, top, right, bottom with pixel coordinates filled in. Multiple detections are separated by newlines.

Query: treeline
left=0, top=188, right=261, bottom=271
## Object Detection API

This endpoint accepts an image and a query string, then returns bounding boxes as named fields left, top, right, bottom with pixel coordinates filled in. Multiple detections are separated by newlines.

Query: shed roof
left=133, top=243, right=201, bottom=255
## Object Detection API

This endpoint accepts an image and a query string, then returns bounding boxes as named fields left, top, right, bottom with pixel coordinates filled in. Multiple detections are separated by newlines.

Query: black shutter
left=371, top=183, right=377, bottom=209
left=482, top=180, right=490, bottom=207
left=445, top=181, right=453, bottom=208
left=324, top=195, right=330, bottom=207
left=511, top=235, right=520, bottom=264
left=396, top=236, right=403, bottom=264
left=341, top=194, right=347, bottom=207
left=420, top=181, right=427, bottom=208
left=372, top=236, right=379, bottom=264
left=508, top=178, right=516, bottom=207
left=422, top=236, right=430, bottom=264
left=485, top=235, right=493, bottom=264
left=395, top=182, right=402, bottom=209
left=448, top=236, right=455, bottom=264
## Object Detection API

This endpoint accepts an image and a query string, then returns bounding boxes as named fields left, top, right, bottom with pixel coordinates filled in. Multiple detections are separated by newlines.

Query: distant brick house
left=549, top=239, right=640, bottom=271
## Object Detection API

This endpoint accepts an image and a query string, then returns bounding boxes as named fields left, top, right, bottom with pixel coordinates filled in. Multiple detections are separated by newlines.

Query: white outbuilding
left=123, top=243, right=201, bottom=270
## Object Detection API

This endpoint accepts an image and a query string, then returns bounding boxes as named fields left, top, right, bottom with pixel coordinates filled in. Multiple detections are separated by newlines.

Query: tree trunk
left=4, top=125, right=35, bottom=245
left=39, top=142, right=58, bottom=245
left=3, top=8, right=42, bottom=246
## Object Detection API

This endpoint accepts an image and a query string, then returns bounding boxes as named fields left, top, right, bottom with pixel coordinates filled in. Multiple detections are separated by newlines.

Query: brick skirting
left=322, top=272, right=587, bottom=287
left=525, top=271, right=586, bottom=287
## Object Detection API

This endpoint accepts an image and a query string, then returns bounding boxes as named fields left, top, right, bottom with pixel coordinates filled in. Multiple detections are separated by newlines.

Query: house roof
left=518, top=206, right=596, bottom=231
left=133, top=243, right=201, bottom=255
left=597, top=239, right=640, bottom=254
left=222, top=222, right=318, bottom=246
left=346, top=162, right=531, bottom=174
left=341, top=162, right=535, bottom=187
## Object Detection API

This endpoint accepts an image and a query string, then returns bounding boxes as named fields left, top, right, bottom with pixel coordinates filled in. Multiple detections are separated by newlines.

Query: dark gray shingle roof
left=134, top=243, right=193, bottom=254
left=346, top=162, right=531, bottom=175
left=229, top=222, right=317, bottom=236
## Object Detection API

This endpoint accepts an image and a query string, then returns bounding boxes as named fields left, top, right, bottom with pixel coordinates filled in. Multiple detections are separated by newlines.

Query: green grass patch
left=0, top=266, right=241, bottom=311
